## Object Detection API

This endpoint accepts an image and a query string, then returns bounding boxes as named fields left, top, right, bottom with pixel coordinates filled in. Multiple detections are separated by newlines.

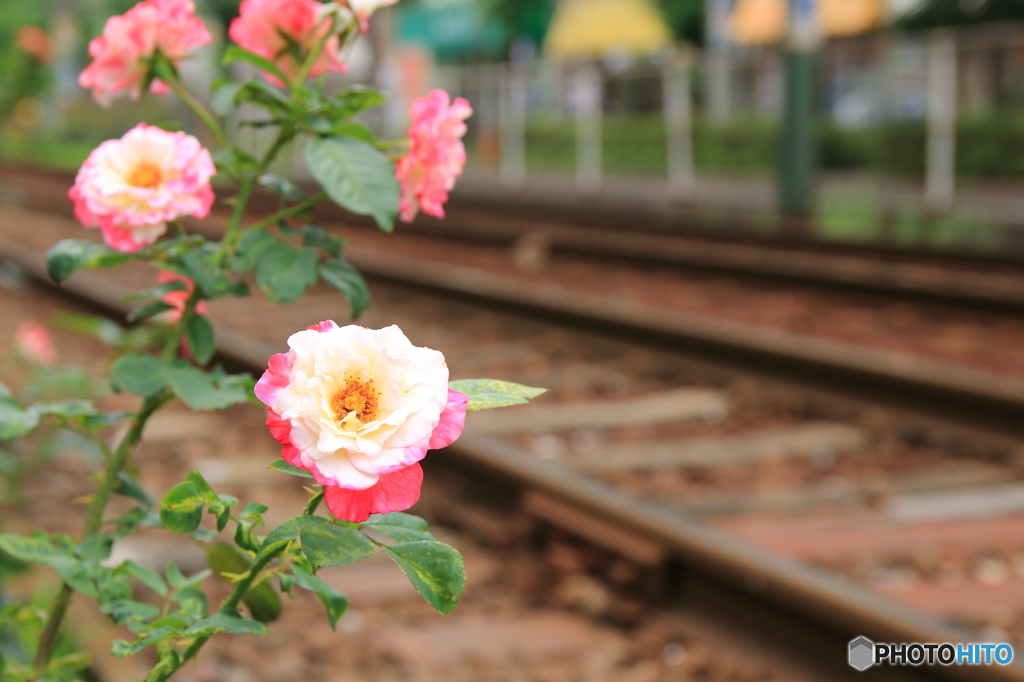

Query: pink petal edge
left=323, top=463, right=423, bottom=522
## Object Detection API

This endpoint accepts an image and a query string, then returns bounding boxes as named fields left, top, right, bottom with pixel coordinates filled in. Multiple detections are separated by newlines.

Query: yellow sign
left=545, top=0, right=672, bottom=59
left=730, top=0, right=883, bottom=45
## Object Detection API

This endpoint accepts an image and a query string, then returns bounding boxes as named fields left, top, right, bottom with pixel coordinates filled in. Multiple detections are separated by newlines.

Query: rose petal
left=323, top=463, right=423, bottom=522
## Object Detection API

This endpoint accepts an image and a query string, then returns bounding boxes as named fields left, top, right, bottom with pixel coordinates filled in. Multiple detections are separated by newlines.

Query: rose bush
left=0, top=0, right=542, bottom=680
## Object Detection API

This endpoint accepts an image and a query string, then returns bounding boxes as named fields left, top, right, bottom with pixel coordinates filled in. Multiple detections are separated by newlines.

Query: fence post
left=574, top=62, right=602, bottom=193
left=779, top=0, right=821, bottom=224
left=925, top=30, right=957, bottom=213
left=664, top=49, right=696, bottom=201
left=705, top=0, right=733, bottom=121
left=500, top=61, right=528, bottom=187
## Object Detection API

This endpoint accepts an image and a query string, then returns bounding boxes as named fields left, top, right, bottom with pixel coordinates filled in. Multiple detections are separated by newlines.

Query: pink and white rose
left=14, top=322, right=59, bottom=366
left=69, top=123, right=216, bottom=253
left=344, top=0, right=398, bottom=32
left=395, top=89, right=472, bottom=222
left=228, top=0, right=347, bottom=87
left=78, top=0, right=211, bottom=106
left=256, top=322, right=467, bottom=522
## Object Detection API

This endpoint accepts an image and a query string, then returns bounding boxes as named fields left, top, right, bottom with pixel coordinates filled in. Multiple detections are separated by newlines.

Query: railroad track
left=4, top=168, right=1024, bottom=680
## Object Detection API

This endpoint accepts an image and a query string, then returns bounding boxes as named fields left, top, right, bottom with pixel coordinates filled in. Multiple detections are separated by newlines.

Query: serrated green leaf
left=319, top=258, right=371, bottom=319
left=159, top=481, right=204, bottom=533
left=111, top=354, right=170, bottom=397
left=300, top=224, right=344, bottom=258
left=292, top=564, right=348, bottom=629
left=362, top=513, right=436, bottom=543
left=229, top=227, right=278, bottom=273
left=167, top=365, right=248, bottom=411
left=223, top=45, right=290, bottom=87
left=255, top=241, right=320, bottom=303
left=115, top=506, right=155, bottom=538
left=268, top=458, right=313, bottom=478
left=327, top=122, right=376, bottom=143
left=327, top=87, right=387, bottom=121
left=117, top=560, right=168, bottom=597
left=111, top=626, right=177, bottom=658
left=382, top=541, right=465, bottom=614
left=127, top=300, right=174, bottom=324
left=76, top=533, right=114, bottom=562
left=46, top=239, right=132, bottom=284
left=113, top=472, right=153, bottom=509
left=102, top=599, right=160, bottom=625
left=211, top=81, right=246, bottom=116
left=183, top=612, right=267, bottom=636
left=447, top=379, right=548, bottom=411
left=305, top=136, right=399, bottom=231
left=184, top=314, right=216, bottom=365
left=0, top=399, right=39, bottom=440
left=299, top=523, right=375, bottom=571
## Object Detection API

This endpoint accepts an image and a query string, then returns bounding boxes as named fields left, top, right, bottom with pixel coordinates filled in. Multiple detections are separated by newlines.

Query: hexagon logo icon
left=849, top=636, right=875, bottom=671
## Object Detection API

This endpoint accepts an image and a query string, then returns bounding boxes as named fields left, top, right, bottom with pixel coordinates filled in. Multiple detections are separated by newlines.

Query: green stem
left=149, top=546, right=288, bottom=682
left=250, top=193, right=327, bottom=233
left=34, top=392, right=169, bottom=668
left=304, top=487, right=324, bottom=516
left=291, top=14, right=338, bottom=95
left=165, top=76, right=227, bottom=148
left=214, top=175, right=255, bottom=265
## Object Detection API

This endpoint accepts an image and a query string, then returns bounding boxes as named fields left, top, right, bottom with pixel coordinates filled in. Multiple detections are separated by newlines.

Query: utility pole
left=779, top=0, right=820, bottom=229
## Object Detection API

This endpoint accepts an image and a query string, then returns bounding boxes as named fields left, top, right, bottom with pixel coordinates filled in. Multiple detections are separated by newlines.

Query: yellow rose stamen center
left=126, top=162, right=164, bottom=189
left=332, top=378, right=379, bottom=423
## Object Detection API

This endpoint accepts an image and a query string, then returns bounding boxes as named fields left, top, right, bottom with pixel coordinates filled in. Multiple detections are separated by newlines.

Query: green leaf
left=255, top=241, right=320, bottom=304
left=76, top=533, right=114, bottom=562
left=300, top=224, right=344, bottom=258
left=382, top=541, right=465, bottom=614
left=184, top=314, right=216, bottom=365
left=111, top=626, right=178, bottom=658
left=305, top=136, right=399, bottom=231
left=205, top=543, right=282, bottom=623
left=181, top=248, right=248, bottom=300
left=362, top=513, right=436, bottom=543
left=229, top=227, right=278, bottom=273
left=167, top=366, right=248, bottom=411
left=319, top=259, right=371, bottom=319
left=211, top=81, right=246, bottom=116
left=115, top=507, right=155, bottom=538
left=258, top=174, right=306, bottom=201
left=113, top=472, right=153, bottom=509
left=327, top=122, right=376, bottom=143
left=52, top=313, right=125, bottom=346
left=327, top=87, right=387, bottom=121
left=111, top=354, right=170, bottom=397
left=183, top=612, right=267, bottom=637
left=292, top=564, right=348, bottom=629
left=240, top=502, right=269, bottom=520
left=299, top=523, right=375, bottom=571
left=46, top=239, right=132, bottom=284
left=224, top=45, right=290, bottom=86
left=159, top=481, right=204, bottom=533
left=268, top=458, right=313, bottom=478
left=127, top=300, right=174, bottom=324
left=117, top=560, right=168, bottom=597
left=447, top=379, right=548, bottom=412
left=0, top=398, right=39, bottom=440
left=257, top=516, right=326, bottom=558
left=102, top=599, right=160, bottom=626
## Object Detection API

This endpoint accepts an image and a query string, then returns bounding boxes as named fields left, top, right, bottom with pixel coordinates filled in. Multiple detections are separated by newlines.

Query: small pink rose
left=229, top=0, right=347, bottom=87
left=395, top=89, right=472, bottom=222
left=15, top=322, right=59, bottom=366
left=69, top=123, right=216, bottom=253
left=78, top=0, right=211, bottom=106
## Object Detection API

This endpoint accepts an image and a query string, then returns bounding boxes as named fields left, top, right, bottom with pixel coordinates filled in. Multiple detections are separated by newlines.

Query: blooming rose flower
left=395, top=89, right=472, bottom=222
left=256, top=322, right=467, bottom=522
left=229, top=0, right=346, bottom=87
left=78, top=0, right=211, bottom=106
left=69, top=123, right=216, bottom=253
left=14, top=322, right=59, bottom=366
left=344, top=0, right=398, bottom=32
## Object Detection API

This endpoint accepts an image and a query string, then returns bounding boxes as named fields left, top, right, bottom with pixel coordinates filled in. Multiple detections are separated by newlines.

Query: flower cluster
left=79, top=0, right=211, bottom=106
left=69, top=123, right=216, bottom=252
left=256, top=322, right=467, bottom=521
left=396, top=90, right=473, bottom=222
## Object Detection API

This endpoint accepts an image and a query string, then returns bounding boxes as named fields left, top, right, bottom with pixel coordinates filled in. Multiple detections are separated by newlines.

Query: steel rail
left=6, top=165, right=1024, bottom=316
left=1, top=229, right=1023, bottom=681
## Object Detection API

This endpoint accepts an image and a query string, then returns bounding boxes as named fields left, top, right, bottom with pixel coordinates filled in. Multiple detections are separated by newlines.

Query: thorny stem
left=165, top=76, right=228, bottom=148
left=34, top=297, right=199, bottom=669
left=34, top=391, right=170, bottom=668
